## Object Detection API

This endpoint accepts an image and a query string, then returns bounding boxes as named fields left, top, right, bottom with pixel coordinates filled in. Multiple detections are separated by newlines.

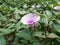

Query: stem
left=45, top=30, right=48, bottom=38
left=29, top=23, right=35, bottom=31
left=44, top=27, right=47, bottom=37
left=45, top=30, right=46, bottom=36
left=51, top=39, right=54, bottom=45
left=51, top=41, right=54, bottom=45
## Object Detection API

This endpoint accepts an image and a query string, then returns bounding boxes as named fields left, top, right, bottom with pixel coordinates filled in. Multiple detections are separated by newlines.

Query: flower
left=31, top=5, right=35, bottom=9
left=36, top=5, right=40, bottom=8
left=54, top=6, right=60, bottom=11
left=20, top=13, right=40, bottom=25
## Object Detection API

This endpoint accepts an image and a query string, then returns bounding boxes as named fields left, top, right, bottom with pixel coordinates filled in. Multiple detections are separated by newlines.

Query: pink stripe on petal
left=20, top=13, right=40, bottom=25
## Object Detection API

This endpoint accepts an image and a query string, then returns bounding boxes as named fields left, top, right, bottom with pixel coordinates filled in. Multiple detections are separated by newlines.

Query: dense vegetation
left=0, top=0, right=60, bottom=45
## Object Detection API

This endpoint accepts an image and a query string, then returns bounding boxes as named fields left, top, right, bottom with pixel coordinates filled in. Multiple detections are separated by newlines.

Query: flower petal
left=20, top=13, right=40, bottom=24
left=54, top=6, right=60, bottom=11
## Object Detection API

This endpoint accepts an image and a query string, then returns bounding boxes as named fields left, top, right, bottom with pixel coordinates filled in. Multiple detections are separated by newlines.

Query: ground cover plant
left=0, top=0, right=60, bottom=45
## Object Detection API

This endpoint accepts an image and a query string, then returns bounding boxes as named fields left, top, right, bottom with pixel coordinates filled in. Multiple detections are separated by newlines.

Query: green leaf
left=34, top=31, right=46, bottom=38
left=9, top=18, right=17, bottom=22
left=8, top=23, right=15, bottom=28
left=0, top=21, right=1, bottom=26
left=5, top=23, right=13, bottom=27
left=20, top=39, right=28, bottom=44
left=15, top=14, right=20, bottom=20
left=56, top=19, right=60, bottom=24
left=47, top=33, right=59, bottom=38
left=32, top=41, right=40, bottom=45
left=16, top=30, right=32, bottom=40
left=19, top=11, right=27, bottom=15
left=0, top=34, right=6, bottom=45
left=56, top=14, right=60, bottom=19
left=41, top=17, right=48, bottom=26
left=45, top=10, right=52, bottom=18
left=56, top=38, right=60, bottom=43
left=12, top=42, right=20, bottom=45
left=0, top=28, right=15, bottom=34
left=0, top=3, right=9, bottom=14
left=53, top=3, right=60, bottom=7
left=23, top=4, right=28, bottom=9
left=15, top=22, right=28, bottom=31
left=12, top=37, right=20, bottom=45
left=0, top=16, right=7, bottom=21
left=53, top=24, right=60, bottom=32
left=15, top=22, right=21, bottom=31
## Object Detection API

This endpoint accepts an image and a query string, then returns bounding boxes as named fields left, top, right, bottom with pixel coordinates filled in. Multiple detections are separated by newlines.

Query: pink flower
left=54, top=6, right=60, bottom=11
left=20, top=13, right=40, bottom=25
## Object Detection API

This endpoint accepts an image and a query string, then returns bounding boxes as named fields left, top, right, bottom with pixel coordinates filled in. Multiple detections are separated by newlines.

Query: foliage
left=0, top=0, right=60, bottom=45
